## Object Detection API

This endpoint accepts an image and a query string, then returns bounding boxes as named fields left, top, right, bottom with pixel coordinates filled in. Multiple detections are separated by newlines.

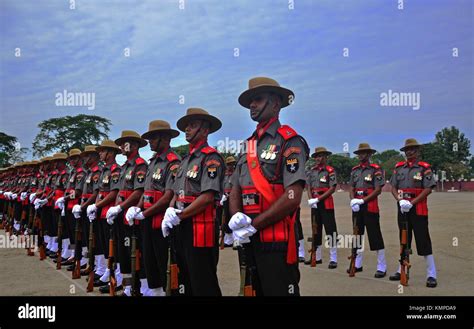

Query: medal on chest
left=102, top=175, right=109, bottom=184
left=413, top=172, right=422, bottom=181
left=187, top=165, right=199, bottom=179
left=153, top=168, right=162, bottom=180
left=320, top=175, right=327, bottom=183
left=125, top=169, right=133, bottom=181
left=261, top=144, right=279, bottom=160
left=364, top=174, right=372, bottom=182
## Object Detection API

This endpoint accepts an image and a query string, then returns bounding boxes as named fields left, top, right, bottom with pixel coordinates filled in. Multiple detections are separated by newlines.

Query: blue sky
left=0, top=0, right=472, bottom=161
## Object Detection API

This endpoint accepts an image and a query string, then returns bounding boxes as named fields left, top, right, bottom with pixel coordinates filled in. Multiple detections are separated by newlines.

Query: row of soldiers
left=0, top=77, right=438, bottom=295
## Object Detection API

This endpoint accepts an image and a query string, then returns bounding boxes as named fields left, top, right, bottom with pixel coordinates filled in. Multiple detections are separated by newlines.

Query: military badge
left=136, top=171, right=145, bottom=183
left=364, top=174, right=372, bottom=182
left=320, top=175, right=327, bottom=183
left=413, top=172, right=422, bottom=181
left=207, top=167, right=217, bottom=179
left=111, top=172, right=120, bottom=184
left=286, top=158, right=299, bottom=173
left=102, top=175, right=109, bottom=184
left=125, top=169, right=133, bottom=181
left=170, top=164, right=179, bottom=177
left=153, top=168, right=162, bottom=180
left=187, top=165, right=199, bottom=179
left=93, top=174, right=100, bottom=183
left=261, top=145, right=279, bottom=160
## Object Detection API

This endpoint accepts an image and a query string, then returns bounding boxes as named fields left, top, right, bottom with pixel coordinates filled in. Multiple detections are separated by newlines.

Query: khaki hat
left=53, top=152, right=68, bottom=160
left=225, top=156, right=237, bottom=164
left=81, top=145, right=99, bottom=156
left=141, top=120, right=179, bottom=140
left=238, top=77, right=295, bottom=109
left=30, top=160, right=40, bottom=166
left=311, top=147, right=332, bottom=158
left=68, top=148, right=82, bottom=158
left=41, top=156, right=54, bottom=163
left=177, top=108, right=222, bottom=134
left=400, top=138, right=422, bottom=151
left=115, top=130, right=148, bottom=148
left=96, top=139, right=121, bottom=152
left=354, top=143, right=377, bottom=155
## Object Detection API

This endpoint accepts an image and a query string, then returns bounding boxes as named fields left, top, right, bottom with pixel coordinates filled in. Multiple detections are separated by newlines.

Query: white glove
left=34, top=199, right=46, bottom=210
left=72, top=204, right=82, bottom=219
left=12, top=193, right=18, bottom=200
left=87, top=204, right=97, bottom=217
left=308, top=198, right=319, bottom=208
left=219, top=194, right=228, bottom=206
left=55, top=197, right=65, bottom=209
left=107, top=216, right=114, bottom=225
left=228, top=212, right=252, bottom=231
left=5, top=192, right=12, bottom=199
left=161, top=208, right=183, bottom=237
left=88, top=212, right=96, bottom=222
left=125, top=206, right=142, bottom=226
left=29, top=193, right=37, bottom=203
left=351, top=204, right=360, bottom=212
left=106, top=205, right=122, bottom=221
left=0, top=191, right=3, bottom=195
left=399, top=200, right=413, bottom=213
left=350, top=198, right=364, bottom=207
left=232, top=225, right=257, bottom=244
left=20, top=192, right=28, bottom=201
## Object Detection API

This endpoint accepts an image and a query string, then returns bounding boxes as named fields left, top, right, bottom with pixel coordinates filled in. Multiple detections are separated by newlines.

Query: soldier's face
left=185, top=120, right=208, bottom=143
left=99, top=150, right=107, bottom=162
left=358, top=151, right=371, bottom=162
left=405, top=147, right=419, bottom=160
left=149, top=133, right=168, bottom=152
left=315, top=155, right=326, bottom=165
left=249, top=93, right=274, bottom=122
left=226, top=163, right=236, bottom=171
left=69, top=156, right=79, bottom=167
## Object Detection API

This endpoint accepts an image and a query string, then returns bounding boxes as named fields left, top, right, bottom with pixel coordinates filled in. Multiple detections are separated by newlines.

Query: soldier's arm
left=81, top=190, right=99, bottom=210
left=252, top=182, right=303, bottom=230
left=362, top=186, right=382, bottom=203
left=317, top=186, right=336, bottom=201
left=411, top=188, right=432, bottom=205
left=229, top=184, right=242, bottom=216
left=95, top=190, right=118, bottom=208
left=119, top=189, right=143, bottom=210
left=391, top=186, right=400, bottom=201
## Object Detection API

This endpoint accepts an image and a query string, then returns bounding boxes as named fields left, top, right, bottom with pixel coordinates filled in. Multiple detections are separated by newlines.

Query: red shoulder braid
left=201, top=146, right=217, bottom=154
left=135, top=157, right=146, bottom=165
left=370, top=163, right=381, bottom=169
left=277, top=125, right=298, bottom=140
left=418, top=161, right=431, bottom=168
left=166, top=152, right=179, bottom=162
left=325, top=165, right=334, bottom=173
left=395, top=161, right=405, bottom=168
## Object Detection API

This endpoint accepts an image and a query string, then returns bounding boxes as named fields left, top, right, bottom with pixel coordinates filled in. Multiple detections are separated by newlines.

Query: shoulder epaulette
left=277, top=125, right=298, bottom=141
left=395, top=161, right=406, bottom=168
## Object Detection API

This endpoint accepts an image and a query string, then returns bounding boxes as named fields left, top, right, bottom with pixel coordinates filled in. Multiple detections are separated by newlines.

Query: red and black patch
left=136, top=170, right=146, bottom=183
left=286, top=158, right=299, bottom=173
left=207, top=166, right=218, bottom=179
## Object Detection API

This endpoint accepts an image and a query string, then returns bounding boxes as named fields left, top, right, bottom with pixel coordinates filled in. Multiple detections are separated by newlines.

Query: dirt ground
left=0, top=191, right=473, bottom=296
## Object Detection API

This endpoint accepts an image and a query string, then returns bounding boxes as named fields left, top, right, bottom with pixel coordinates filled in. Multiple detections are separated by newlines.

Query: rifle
left=348, top=212, right=359, bottom=277
left=56, top=208, right=65, bottom=269
left=86, top=220, right=95, bottom=292
left=166, top=228, right=179, bottom=296
left=26, top=204, right=35, bottom=256
left=130, top=223, right=141, bottom=296
left=108, top=227, right=117, bottom=296
left=36, top=208, right=46, bottom=260
left=309, top=209, right=318, bottom=267
left=72, top=216, right=82, bottom=279
left=234, top=239, right=256, bottom=297
left=400, top=212, right=411, bottom=286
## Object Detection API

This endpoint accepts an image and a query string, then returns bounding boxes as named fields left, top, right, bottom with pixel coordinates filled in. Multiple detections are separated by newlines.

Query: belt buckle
left=242, top=193, right=259, bottom=206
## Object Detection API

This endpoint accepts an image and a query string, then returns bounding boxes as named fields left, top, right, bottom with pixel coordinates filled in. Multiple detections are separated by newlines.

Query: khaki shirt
left=144, top=148, right=181, bottom=193
left=390, top=160, right=436, bottom=189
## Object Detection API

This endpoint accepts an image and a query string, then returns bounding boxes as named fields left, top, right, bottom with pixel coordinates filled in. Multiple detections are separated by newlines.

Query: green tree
left=327, top=155, right=358, bottom=184
left=32, top=115, right=112, bottom=157
left=435, top=126, right=471, bottom=163
left=0, top=132, right=27, bottom=167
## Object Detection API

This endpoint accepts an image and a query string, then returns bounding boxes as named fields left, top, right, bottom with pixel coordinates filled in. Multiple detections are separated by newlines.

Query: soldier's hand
left=219, top=194, right=228, bottom=206
left=87, top=204, right=97, bottom=217
left=228, top=212, right=252, bottom=231
left=125, top=206, right=141, bottom=226
left=351, top=204, right=360, bottom=212
left=107, top=205, right=122, bottom=220
left=72, top=204, right=82, bottom=219
left=308, top=198, right=319, bottom=208
left=232, top=225, right=257, bottom=244
left=399, top=200, right=413, bottom=213
left=29, top=193, right=36, bottom=203
left=350, top=198, right=364, bottom=207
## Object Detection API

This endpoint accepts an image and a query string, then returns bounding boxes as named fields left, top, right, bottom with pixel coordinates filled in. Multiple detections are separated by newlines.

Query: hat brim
left=176, top=114, right=222, bottom=133
left=400, top=144, right=422, bottom=152
left=238, top=85, right=295, bottom=109
left=311, top=151, right=332, bottom=158
left=353, top=148, right=377, bottom=155
left=114, top=136, right=148, bottom=148
left=81, top=150, right=100, bottom=156
left=141, top=129, right=180, bottom=140
left=96, top=145, right=121, bottom=153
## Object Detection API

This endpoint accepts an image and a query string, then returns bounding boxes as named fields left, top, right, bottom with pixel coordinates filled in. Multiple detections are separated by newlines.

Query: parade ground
left=1, top=191, right=472, bottom=297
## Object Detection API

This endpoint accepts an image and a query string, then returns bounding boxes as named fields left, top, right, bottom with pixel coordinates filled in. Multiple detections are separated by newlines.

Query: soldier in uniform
left=126, top=120, right=181, bottom=296
left=389, top=138, right=438, bottom=288
left=305, top=147, right=339, bottom=269
left=163, top=108, right=225, bottom=296
left=87, top=140, right=121, bottom=289
left=348, top=143, right=387, bottom=278
left=106, top=131, right=148, bottom=296
left=229, top=77, right=309, bottom=296
left=218, top=156, right=237, bottom=248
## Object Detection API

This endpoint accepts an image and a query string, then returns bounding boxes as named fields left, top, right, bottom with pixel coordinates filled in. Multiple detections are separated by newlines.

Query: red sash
left=143, top=190, right=164, bottom=229
left=311, top=187, right=334, bottom=210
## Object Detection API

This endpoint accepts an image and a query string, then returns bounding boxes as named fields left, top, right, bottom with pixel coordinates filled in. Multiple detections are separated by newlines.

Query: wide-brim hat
left=41, top=156, right=54, bottom=163
left=68, top=148, right=82, bottom=158
left=238, top=77, right=295, bottom=109
left=96, top=140, right=121, bottom=152
left=141, top=120, right=180, bottom=139
left=81, top=145, right=99, bottom=156
left=311, top=147, right=332, bottom=158
left=400, top=138, right=422, bottom=151
left=176, top=108, right=222, bottom=134
left=52, top=152, right=68, bottom=161
left=225, top=156, right=237, bottom=164
left=354, top=143, right=377, bottom=154
left=115, top=130, right=148, bottom=148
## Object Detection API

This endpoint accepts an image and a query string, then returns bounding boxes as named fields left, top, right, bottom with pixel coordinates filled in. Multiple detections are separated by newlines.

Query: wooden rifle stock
left=86, top=221, right=95, bottom=292
left=400, top=213, right=411, bottom=286
left=108, top=228, right=117, bottom=296
left=72, top=218, right=82, bottom=279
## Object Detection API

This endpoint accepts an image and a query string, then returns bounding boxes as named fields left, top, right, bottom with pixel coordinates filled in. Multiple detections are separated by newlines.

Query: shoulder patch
left=395, top=161, right=406, bottom=168
left=205, top=159, right=221, bottom=167
left=418, top=161, right=431, bottom=168
left=283, top=146, right=301, bottom=157
left=277, top=125, right=298, bottom=141
left=135, top=157, right=146, bottom=166
left=201, top=146, right=217, bottom=154
left=166, top=152, right=179, bottom=162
